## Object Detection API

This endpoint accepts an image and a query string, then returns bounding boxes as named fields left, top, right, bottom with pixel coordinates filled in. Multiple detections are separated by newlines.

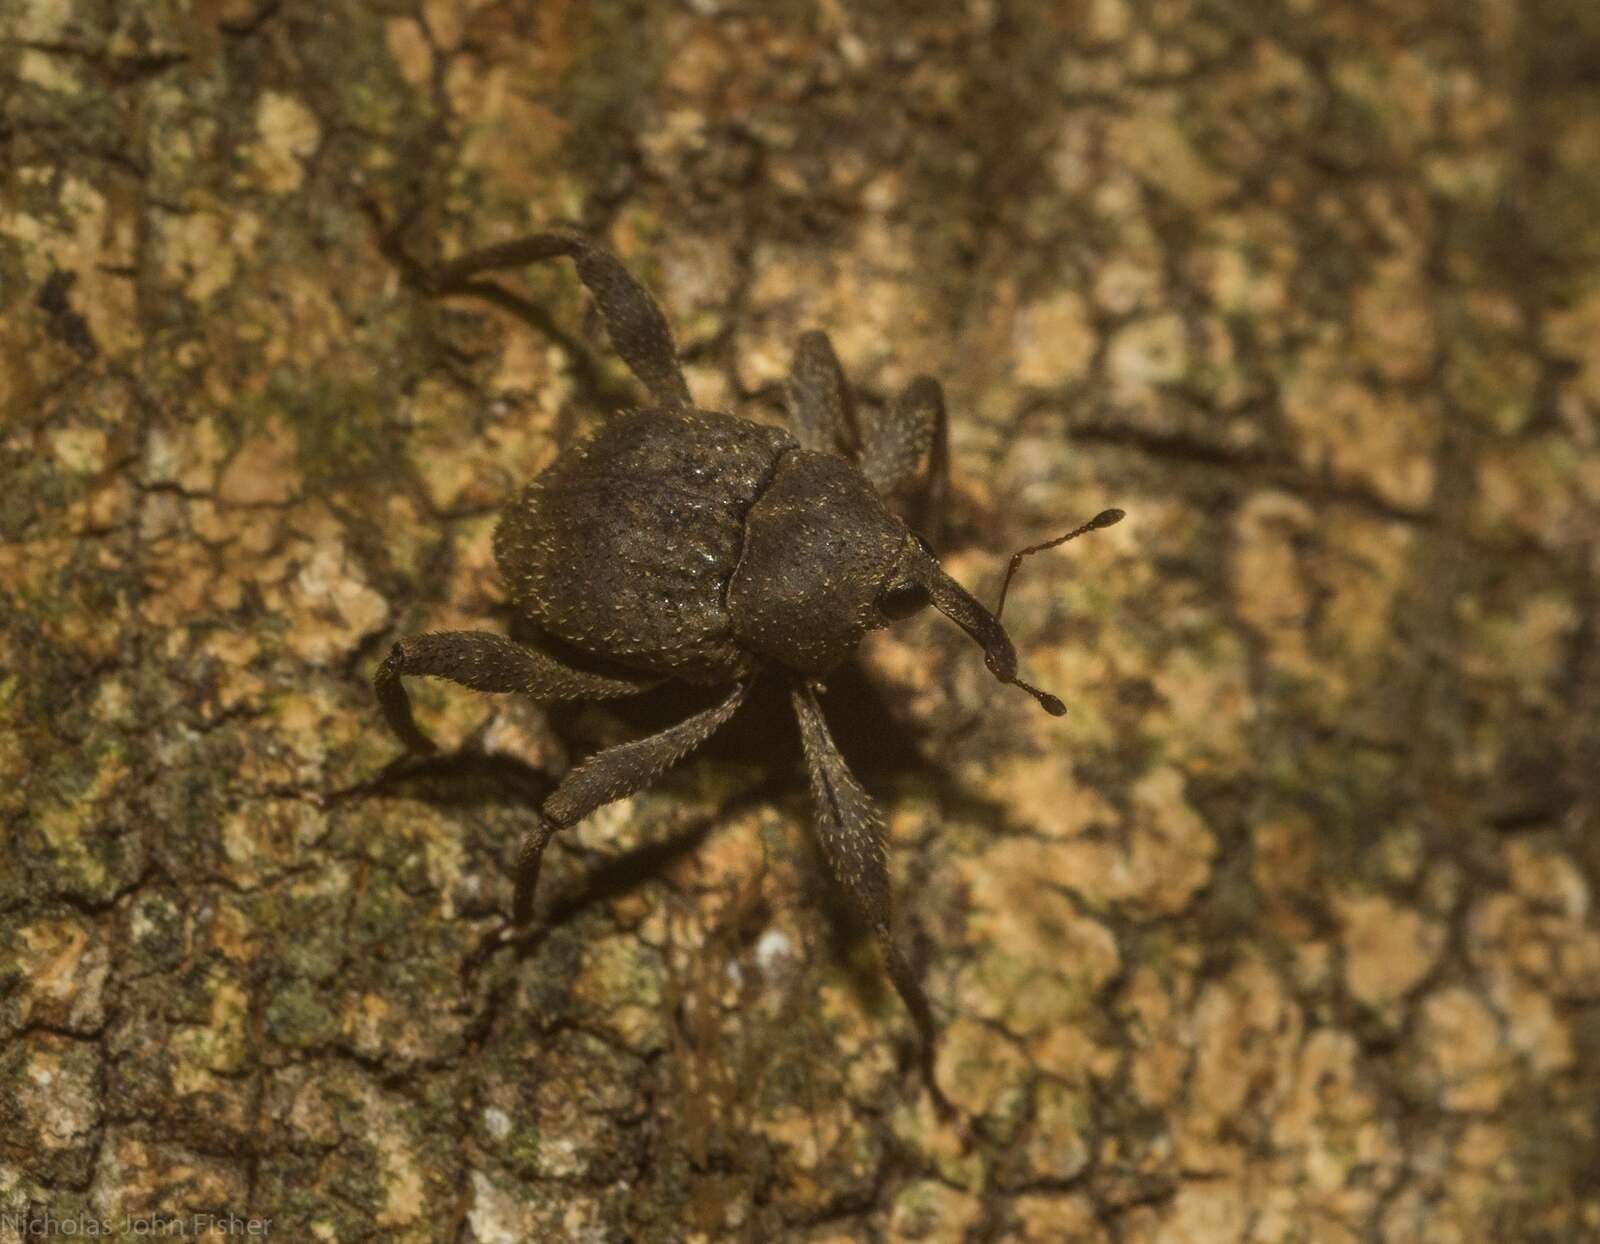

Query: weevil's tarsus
left=512, top=815, right=560, bottom=926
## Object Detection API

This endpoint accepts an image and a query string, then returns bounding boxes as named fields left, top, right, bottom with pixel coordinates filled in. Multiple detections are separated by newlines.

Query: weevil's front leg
left=513, top=680, right=753, bottom=922
left=785, top=330, right=861, bottom=458
left=859, top=375, right=949, bottom=548
left=375, top=630, right=658, bottom=754
left=385, top=221, right=693, bottom=410
left=790, top=681, right=953, bottom=1119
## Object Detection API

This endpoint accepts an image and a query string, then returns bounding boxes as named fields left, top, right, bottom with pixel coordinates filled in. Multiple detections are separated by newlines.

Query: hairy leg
left=784, top=330, right=860, bottom=457
left=513, top=680, right=752, bottom=922
left=859, top=375, right=949, bottom=546
left=785, top=331, right=949, bottom=544
left=790, top=680, right=952, bottom=1118
left=375, top=630, right=657, bottom=754
left=374, top=214, right=692, bottom=409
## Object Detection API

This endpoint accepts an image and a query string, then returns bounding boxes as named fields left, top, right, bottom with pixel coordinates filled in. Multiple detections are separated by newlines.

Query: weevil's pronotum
left=371, top=221, right=1123, bottom=1112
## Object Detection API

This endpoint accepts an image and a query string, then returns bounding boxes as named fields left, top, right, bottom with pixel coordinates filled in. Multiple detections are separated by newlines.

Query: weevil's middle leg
left=512, top=680, right=753, bottom=922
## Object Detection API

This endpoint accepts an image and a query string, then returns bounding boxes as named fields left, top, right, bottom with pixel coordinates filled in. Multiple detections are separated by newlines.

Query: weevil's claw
left=374, top=641, right=445, bottom=755
left=461, top=917, right=534, bottom=983
left=390, top=732, right=439, bottom=759
left=359, top=195, right=442, bottom=295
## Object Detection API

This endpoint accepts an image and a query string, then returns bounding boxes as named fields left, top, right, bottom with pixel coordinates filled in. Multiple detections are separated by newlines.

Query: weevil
left=371, top=223, right=1122, bottom=1113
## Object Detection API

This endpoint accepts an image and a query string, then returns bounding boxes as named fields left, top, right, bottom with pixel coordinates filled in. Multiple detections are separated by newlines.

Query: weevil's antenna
left=994, top=508, right=1124, bottom=621
left=1011, top=677, right=1066, bottom=716
left=914, top=549, right=1072, bottom=717
left=913, top=511, right=1123, bottom=717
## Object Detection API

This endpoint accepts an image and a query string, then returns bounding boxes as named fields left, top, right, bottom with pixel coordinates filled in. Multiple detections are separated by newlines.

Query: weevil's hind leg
left=789, top=681, right=954, bottom=1119
left=513, top=680, right=753, bottom=922
left=859, top=376, right=950, bottom=548
left=785, top=330, right=861, bottom=457
left=383, top=220, right=693, bottom=410
left=375, top=630, right=659, bottom=755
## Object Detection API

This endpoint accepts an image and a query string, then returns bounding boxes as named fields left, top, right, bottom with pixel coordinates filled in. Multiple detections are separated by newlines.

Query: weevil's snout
left=982, top=638, right=1016, bottom=683
left=967, top=506, right=1127, bottom=717
left=980, top=631, right=1064, bottom=715
left=975, top=613, right=1067, bottom=716
left=908, top=541, right=1067, bottom=717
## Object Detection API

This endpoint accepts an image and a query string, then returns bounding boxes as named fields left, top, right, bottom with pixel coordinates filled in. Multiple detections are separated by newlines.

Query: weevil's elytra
left=495, top=408, right=791, bottom=684
left=370, top=222, right=1123, bottom=1116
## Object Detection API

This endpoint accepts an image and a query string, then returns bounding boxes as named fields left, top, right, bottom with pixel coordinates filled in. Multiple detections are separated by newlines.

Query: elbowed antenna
left=913, top=552, right=1068, bottom=716
left=994, top=508, right=1124, bottom=621
left=911, top=506, right=1125, bottom=718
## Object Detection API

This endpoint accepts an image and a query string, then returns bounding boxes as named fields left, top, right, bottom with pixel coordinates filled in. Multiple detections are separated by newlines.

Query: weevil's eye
left=876, top=581, right=931, bottom=621
left=912, top=532, right=935, bottom=558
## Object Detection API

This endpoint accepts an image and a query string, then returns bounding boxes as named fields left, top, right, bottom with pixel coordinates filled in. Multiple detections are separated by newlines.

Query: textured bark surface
left=4, top=1, right=1600, bottom=1240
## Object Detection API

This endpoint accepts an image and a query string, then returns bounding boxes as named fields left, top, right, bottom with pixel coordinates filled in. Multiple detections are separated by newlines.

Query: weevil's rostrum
left=372, top=226, right=1121, bottom=1113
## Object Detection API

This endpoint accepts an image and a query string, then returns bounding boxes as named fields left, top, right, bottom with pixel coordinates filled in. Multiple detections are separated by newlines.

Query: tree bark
left=3, top=1, right=1598, bottom=1240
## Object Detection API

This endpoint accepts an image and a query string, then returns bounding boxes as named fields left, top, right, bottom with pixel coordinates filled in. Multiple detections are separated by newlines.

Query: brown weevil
left=371, top=224, right=1123, bottom=1114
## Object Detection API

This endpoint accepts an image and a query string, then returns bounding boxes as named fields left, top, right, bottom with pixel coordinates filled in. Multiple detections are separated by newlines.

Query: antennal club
left=995, top=508, right=1124, bottom=621
left=1012, top=677, right=1066, bottom=717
